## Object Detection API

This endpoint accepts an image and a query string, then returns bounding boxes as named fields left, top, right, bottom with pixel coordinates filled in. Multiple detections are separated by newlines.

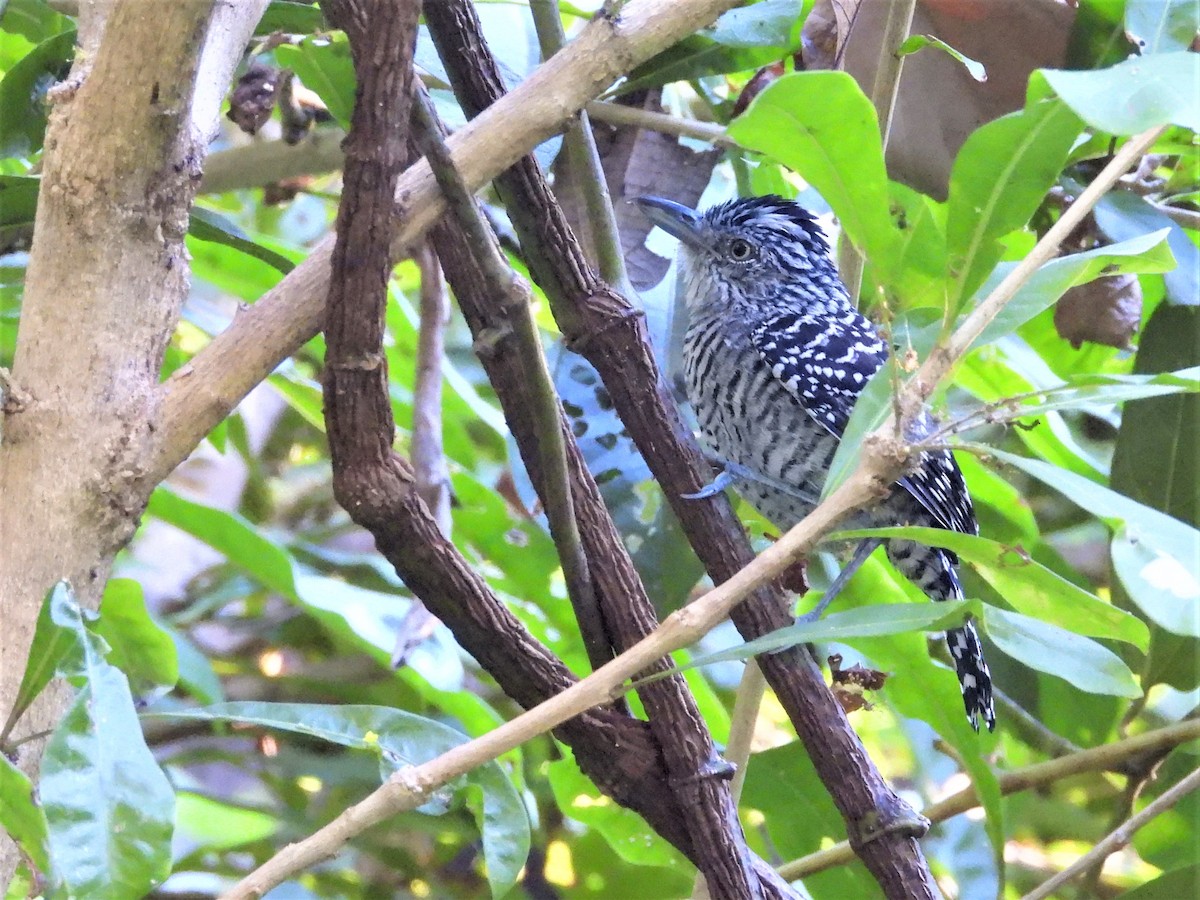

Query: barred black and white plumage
left=638, top=194, right=995, bottom=731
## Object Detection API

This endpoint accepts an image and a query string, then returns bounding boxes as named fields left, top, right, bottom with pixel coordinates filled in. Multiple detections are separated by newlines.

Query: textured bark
left=427, top=212, right=776, bottom=899
left=423, top=3, right=938, bottom=896
left=0, top=0, right=268, bottom=884
left=320, top=2, right=778, bottom=894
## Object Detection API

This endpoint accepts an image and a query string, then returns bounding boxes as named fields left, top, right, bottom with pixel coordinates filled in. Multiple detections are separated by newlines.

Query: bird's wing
left=750, top=311, right=887, bottom=437
left=751, top=312, right=975, bottom=535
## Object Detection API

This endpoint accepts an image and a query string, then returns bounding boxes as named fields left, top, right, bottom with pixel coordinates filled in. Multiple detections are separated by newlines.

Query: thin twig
left=530, top=0, right=632, bottom=291
left=837, top=0, right=916, bottom=300
left=221, top=118, right=1165, bottom=900
left=411, top=243, right=452, bottom=535
left=1021, top=765, right=1200, bottom=900
left=586, top=100, right=735, bottom=146
left=778, top=717, right=1200, bottom=880
left=410, top=87, right=612, bottom=674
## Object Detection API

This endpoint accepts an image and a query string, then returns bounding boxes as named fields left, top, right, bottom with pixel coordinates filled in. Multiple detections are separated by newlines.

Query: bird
left=636, top=193, right=996, bottom=732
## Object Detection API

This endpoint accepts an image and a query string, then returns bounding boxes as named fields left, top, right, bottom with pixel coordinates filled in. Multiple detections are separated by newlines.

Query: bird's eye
left=729, top=238, right=756, bottom=261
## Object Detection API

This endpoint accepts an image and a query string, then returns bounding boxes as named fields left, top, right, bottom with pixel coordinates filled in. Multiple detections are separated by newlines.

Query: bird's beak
left=634, top=196, right=706, bottom=250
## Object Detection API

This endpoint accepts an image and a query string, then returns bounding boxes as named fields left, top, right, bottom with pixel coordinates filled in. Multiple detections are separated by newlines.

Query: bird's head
left=635, top=194, right=849, bottom=318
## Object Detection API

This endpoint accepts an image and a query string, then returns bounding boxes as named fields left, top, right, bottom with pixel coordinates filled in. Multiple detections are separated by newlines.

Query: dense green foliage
left=1, top=1, right=1198, bottom=898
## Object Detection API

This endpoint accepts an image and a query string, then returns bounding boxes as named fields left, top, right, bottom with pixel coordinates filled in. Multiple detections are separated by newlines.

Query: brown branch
left=411, top=243, right=452, bottom=534
left=779, top=717, right=1200, bottom=879
left=411, top=79, right=778, bottom=900
left=423, top=3, right=938, bottom=897
left=1022, top=764, right=1200, bottom=900
left=146, top=0, right=746, bottom=495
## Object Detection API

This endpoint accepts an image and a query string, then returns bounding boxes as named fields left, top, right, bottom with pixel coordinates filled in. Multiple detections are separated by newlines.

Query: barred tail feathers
left=888, top=540, right=996, bottom=732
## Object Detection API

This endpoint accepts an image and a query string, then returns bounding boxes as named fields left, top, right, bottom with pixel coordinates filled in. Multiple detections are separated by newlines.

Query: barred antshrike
left=637, top=194, right=995, bottom=732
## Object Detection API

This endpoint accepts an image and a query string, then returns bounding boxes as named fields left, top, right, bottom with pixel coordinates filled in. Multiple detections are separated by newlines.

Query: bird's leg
left=683, top=453, right=820, bottom=504
left=797, top=538, right=882, bottom=622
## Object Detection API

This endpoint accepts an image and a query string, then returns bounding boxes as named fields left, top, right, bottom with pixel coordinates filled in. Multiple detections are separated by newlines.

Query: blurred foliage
left=2, top=1, right=1199, bottom=898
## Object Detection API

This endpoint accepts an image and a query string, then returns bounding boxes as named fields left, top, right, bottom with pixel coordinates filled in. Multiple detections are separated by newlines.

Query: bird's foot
left=683, top=456, right=819, bottom=504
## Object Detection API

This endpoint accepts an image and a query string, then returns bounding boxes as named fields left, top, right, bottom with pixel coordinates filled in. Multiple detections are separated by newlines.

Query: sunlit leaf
left=153, top=702, right=530, bottom=898
left=1037, top=52, right=1200, bottom=135
left=980, top=607, right=1141, bottom=697
left=40, top=587, right=174, bottom=899
left=834, top=526, right=1149, bottom=650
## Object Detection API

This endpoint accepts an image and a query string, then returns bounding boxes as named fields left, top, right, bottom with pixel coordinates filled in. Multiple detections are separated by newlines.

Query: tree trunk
left=0, top=0, right=267, bottom=882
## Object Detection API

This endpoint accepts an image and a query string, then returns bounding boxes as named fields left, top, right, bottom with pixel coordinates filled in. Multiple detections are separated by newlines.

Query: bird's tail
left=889, top=541, right=996, bottom=731
left=946, top=618, right=995, bottom=732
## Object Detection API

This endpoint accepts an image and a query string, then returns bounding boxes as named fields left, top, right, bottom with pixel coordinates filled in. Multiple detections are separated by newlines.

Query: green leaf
left=615, top=1, right=806, bottom=96
left=1120, top=863, right=1200, bottom=899
left=0, top=753, right=49, bottom=873
left=945, top=99, right=1082, bottom=310
left=728, top=71, right=901, bottom=280
left=174, top=791, right=279, bottom=850
left=980, top=607, right=1141, bottom=697
left=0, top=174, right=38, bottom=228
left=897, top=34, right=986, bottom=82
left=0, top=27, right=74, bottom=158
left=1126, top=0, right=1200, bottom=54
left=152, top=702, right=530, bottom=898
left=834, top=526, right=1149, bottom=650
left=259, top=0, right=326, bottom=34
left=275, top=35, right=355, bottom=130
left=819, top=363, right=893, bottom=499
left=95, top=579, right=178, bottom=695
left=146, top=487, right=298, bottom=599
left=983, top=446, right=1200, bottom=637
left=1093, top=190, right=1198, bottom=307
left=3, top=582, right=85, bottom=738
left=706, top=0, right=808, bottom=49
left=1111, top=304, right=1200, bottom=689
left=1037, top=52, right=1200, bottom=135
left=673, top=599, right=980, bottom=672
left=188, top=206, right=297, bottom=275
left=40, top=589, right=174, bottom=899
left=1, top=0, right=72, bottom=43
left=547, top=749, right=690, bottom=872
left=969, top=229, right=1175, bottom=348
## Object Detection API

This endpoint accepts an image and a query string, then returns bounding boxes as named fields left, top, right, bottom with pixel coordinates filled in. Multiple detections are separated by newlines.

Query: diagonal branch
left=143, top=0, right=745, bottom=495
left=225, top=121, right=1169, bottom=900
left=423, top=3, right=938, bottom=896
left=780, top=716, right=1200, bottom=879
left=411, top=81, right=777, bottom=900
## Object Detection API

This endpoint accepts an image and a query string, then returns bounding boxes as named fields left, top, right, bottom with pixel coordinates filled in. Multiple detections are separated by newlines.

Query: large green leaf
left=40, top=586, right=175, bottom=898
left=0, top=27, right=73, bottom=158
left=275, top=35, right=356, bottom=130
left=834, top=526, right=1149, bottom=650
left=146, top=487, right=298, bottom=599
left=728, top=71, right=901, bottom=281
left=0, top=753, right=49, bottom=873
left=983, top=446, right=1200, bottom=638
left=1126, top=0, right=1200, bottom=54
left=944, top=99, right=1082, bottom=311
left=1111, top=304, right=1200, bottom=689
left=1037, top=52, right=1200, bottom=135
left=980, top=607, right=1141, bottom=697
left=95, top=579, right=178, bottom=695
left=2, top=582, right=84, bottom=738
left=154, top=702, right=530, bottom=899
left=0, top=173, right=38, bottom=227
left=547, top=749, right=691, bottom=873
left=615, top=0, right=807, bottom=95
